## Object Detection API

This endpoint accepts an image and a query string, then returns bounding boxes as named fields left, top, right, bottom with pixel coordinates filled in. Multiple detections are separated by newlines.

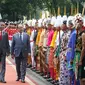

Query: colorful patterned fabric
left=43, top=30, right=48, bottom=51
left=47, top=29, right=54, bottom=46
left=55, top=30, right=63, bottom=46
left=48, top=47, right=55, bottom=79
left=39, top=29, right=45, bottom=47
left=54, top=31, right=63, bottom=81
left=54, top=58, right=60, bottom=80
left=27, top=55, right=32, bottom=65
left=36, top=29, right=42, bottom=46
left=41, top=51, right=47, bottom=73
left=74, top=51, right=81, bottom=80
left=48, top=31, right=58, bottom=79
left=50, top=31, right=58, bottom=48
left=59, top=30, right=70, bottom=85
left=48, top=48, right=54, bottom=68
left=27, top=28, right=31, bottom=36
left=46, top=47, right=50, bottom=64
left=55, top=44, right=61, bottom=58
left=55, top=30, right=63, bottom=57
left=74, top=31, right=83, bottom=80
left=75, top=32, right=82, bottom=52
left=27, top=28, right=31, bottom=66
left=36, top=47, right=41, bottom=71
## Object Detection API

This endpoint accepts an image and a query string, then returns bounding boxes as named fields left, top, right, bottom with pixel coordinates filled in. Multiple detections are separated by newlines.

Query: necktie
left=20, top=33, right=22, bottom=41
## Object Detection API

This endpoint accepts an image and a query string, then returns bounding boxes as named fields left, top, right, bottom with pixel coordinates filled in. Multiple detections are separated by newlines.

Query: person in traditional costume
left=47, top=16, right=57, bottom=83
left=66, top=16, right=76, bottom=85
left=59, top=15, right=71, bottom=85
left=42, top=19, right=48, bottom=77
left=26, top=20, right=32, bottom=36
left=35, top=19, right=42, bottom=73
left=33, top=21, right=38, bottom=70
left=80, top=33, right=85, bottom=85
left=38, top=19, right=47, bottom=76
left=74, top=13, right=85, bottom=85
left=80, top=16, right=85, bottom=31
left=45, top=17, right=54, bottom=79
left=26, top=20, right=32, bottom=68
left=30, top=19, right=36, bottom=70
left=54, top=15, right=63, bottom=85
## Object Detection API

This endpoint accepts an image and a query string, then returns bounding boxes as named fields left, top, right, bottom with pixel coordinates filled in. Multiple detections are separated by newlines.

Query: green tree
left=0, top=0, right=85, bottom=21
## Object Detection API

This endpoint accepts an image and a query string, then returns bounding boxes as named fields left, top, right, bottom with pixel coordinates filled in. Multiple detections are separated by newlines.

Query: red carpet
left=0, top=59, right=36, bottom=85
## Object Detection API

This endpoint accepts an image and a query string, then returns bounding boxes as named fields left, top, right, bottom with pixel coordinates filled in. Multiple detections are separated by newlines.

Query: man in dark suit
left=11, top=24, right=31, bottom=83
left=0, top=22, right=10, bottom=83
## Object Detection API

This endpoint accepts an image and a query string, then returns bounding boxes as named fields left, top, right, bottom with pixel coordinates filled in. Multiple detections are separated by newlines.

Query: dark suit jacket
left=11, top=32, right=31, bottom=57
left=0, top=31, right=10, bottom=56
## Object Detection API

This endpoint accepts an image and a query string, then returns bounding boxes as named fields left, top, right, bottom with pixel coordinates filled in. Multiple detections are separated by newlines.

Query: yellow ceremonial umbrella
left=64, top=6, right=66, bottom=15
left=71, top=4, right=73, bottom=15
left=58, top=6, right=60, bottom=16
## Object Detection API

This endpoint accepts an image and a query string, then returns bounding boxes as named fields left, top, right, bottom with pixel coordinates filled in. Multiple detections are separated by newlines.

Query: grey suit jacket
left=11, top=32, right=31, bottom=57
left=0, top=31, right=10, bottom=56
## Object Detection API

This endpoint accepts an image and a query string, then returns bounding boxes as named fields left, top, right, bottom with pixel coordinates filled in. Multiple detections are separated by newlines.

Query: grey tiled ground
left=26, top=68, right=53, bottom=85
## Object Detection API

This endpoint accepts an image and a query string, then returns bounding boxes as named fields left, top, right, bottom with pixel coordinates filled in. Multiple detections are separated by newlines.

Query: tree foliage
left=0, top=0, right=84, bottom=21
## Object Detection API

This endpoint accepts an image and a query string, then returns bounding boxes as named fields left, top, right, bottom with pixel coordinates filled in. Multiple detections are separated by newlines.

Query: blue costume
left=66, top=29, right=76, bottom=85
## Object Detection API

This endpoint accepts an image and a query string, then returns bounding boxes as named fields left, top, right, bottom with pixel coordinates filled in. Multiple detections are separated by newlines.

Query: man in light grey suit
left=0, top=22, right=10, bottom=83
left=11, top=24, right=31, bottom=83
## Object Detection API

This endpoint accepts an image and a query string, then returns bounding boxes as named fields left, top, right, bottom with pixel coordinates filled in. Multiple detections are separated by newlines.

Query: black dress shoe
left=32, top=68, right=37, bottom=72
left=27, top=64, right=32, bottom=68
left=36, top=70, right=41, bottom=74
left=46, top=78, right=53, bottom=81
left=43, top=75, right=47, bottom=78
left=43, top=75, right=50, bottom=79
left=40, top=73, right=44, bottom=76
left=1, top=80, right=7, bottom=83
left=16, top=78, right=20, bottom=81
left=50, top=80, right=55, bottom=84
left=21, top=80, right=25, bottom=83
left=54, top=80, right=59, bottom=85
left=30, top=67, right=35, bottom=70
